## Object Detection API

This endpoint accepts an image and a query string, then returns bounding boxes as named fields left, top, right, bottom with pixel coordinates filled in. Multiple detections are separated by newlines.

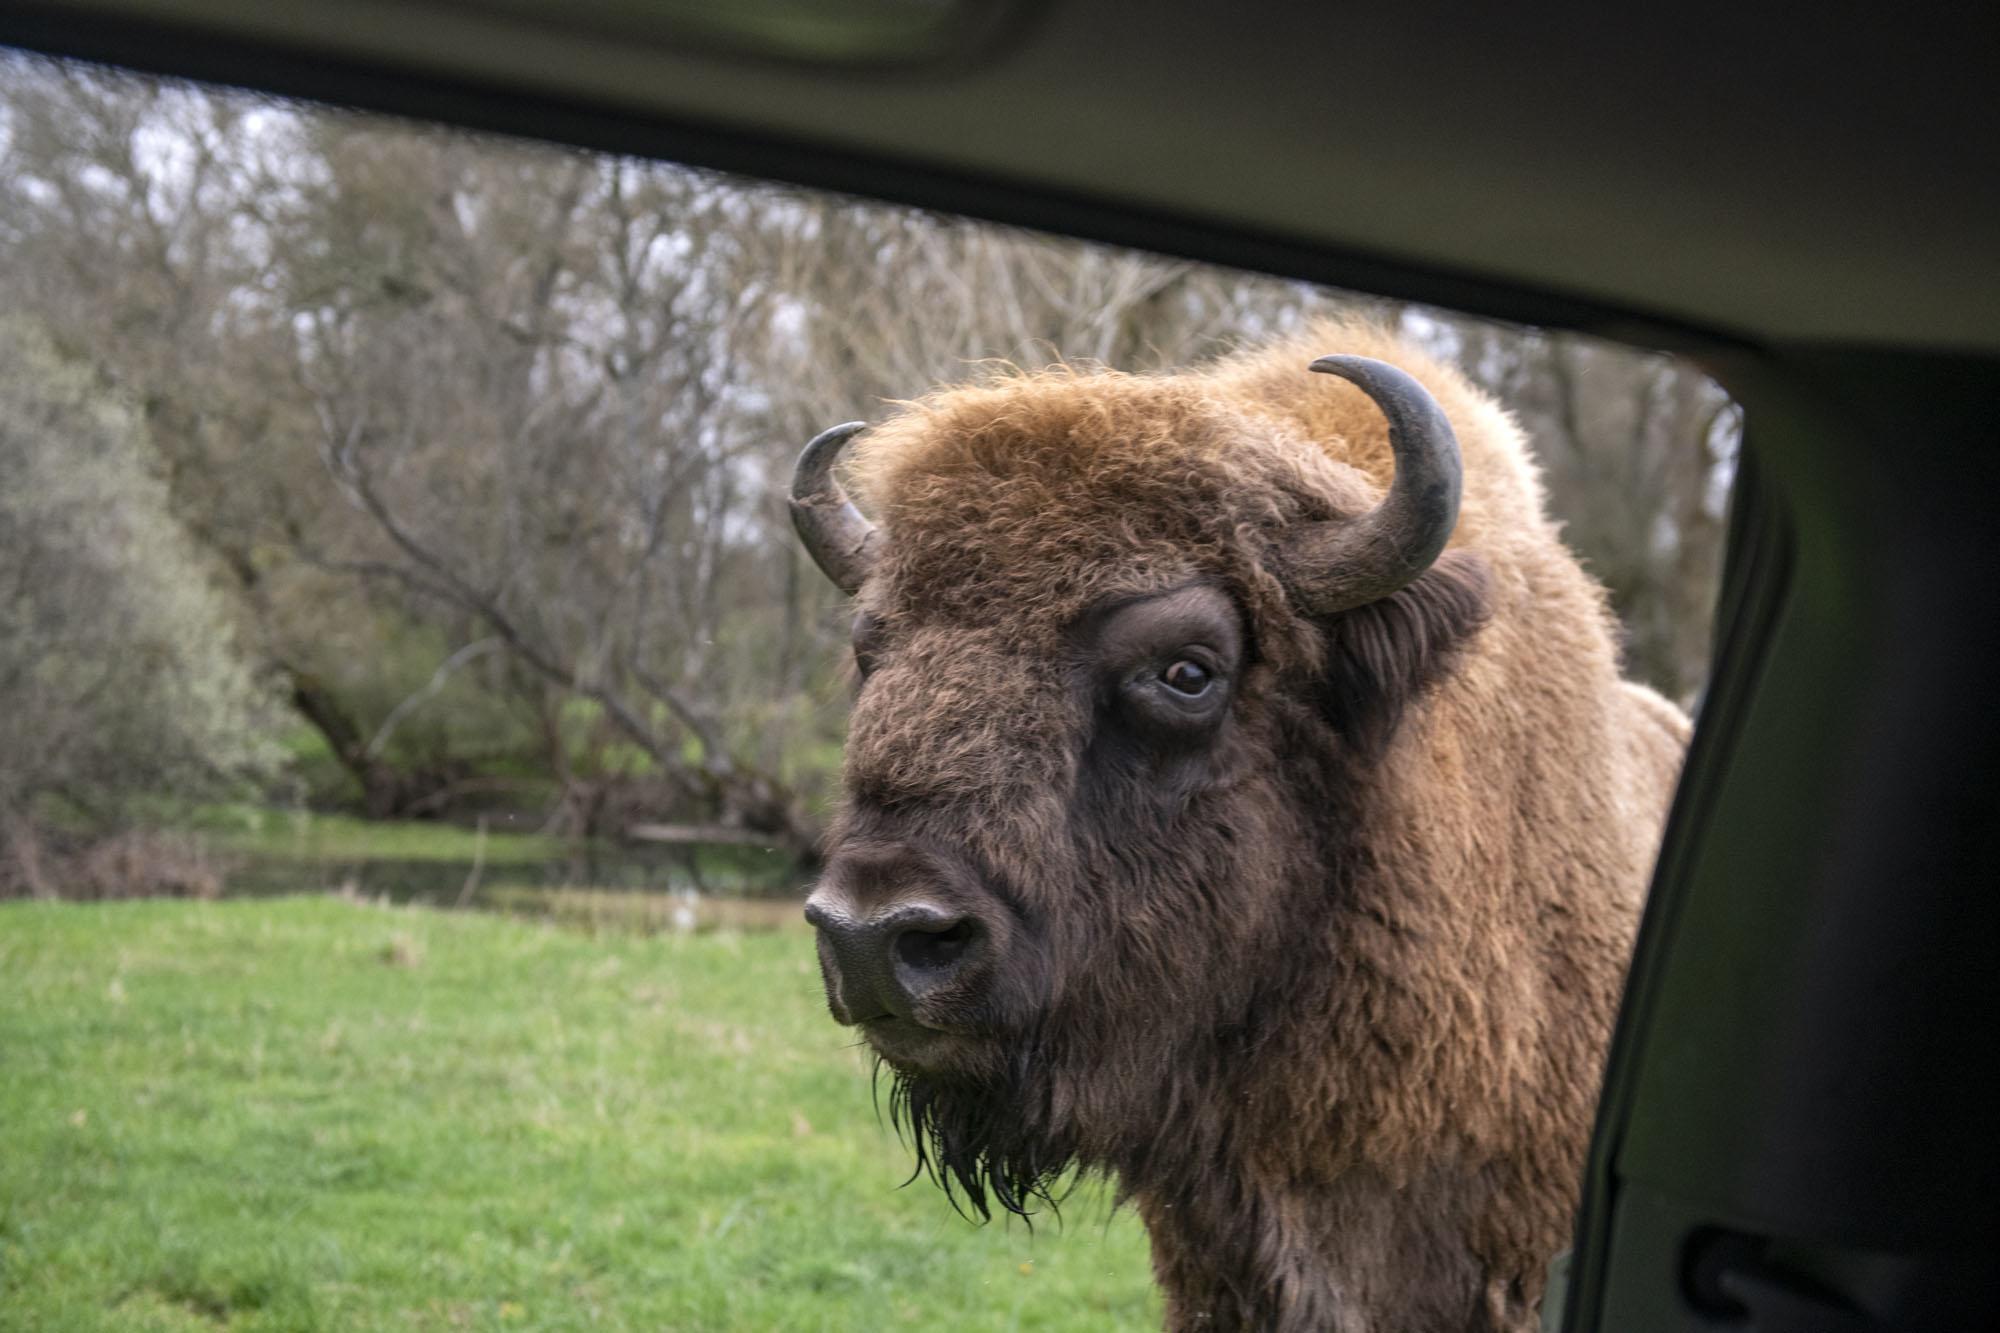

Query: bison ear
left=1313, top=550, right=1492, bottom=754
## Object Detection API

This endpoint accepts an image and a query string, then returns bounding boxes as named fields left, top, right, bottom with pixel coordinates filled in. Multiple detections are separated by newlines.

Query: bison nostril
left=893, top=919, right=976, bottom=977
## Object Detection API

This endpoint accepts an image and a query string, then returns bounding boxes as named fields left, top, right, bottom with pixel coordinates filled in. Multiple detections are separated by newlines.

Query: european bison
left=792, top=323, right=1688, bottom=1332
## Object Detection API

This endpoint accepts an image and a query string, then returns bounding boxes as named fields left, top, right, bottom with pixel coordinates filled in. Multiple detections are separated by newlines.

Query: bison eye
left=1160, top=659, right=1211, bottom=696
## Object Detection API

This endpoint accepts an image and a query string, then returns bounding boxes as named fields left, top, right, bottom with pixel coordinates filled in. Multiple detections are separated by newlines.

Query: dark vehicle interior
left=3, top=2, right=1995, bottom=1327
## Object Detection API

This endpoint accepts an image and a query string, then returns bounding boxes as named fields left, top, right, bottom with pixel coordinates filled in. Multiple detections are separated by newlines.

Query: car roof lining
left=3, top=0, right=1996, bottom=357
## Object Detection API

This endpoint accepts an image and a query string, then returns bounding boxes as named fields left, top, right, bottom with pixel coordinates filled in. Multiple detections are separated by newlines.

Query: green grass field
left=0, top=898, right=1158, bottom=1331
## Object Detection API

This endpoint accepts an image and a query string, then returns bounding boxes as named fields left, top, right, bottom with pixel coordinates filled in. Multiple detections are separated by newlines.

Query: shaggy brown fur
left=806, top=322, right=1688, bottom=1332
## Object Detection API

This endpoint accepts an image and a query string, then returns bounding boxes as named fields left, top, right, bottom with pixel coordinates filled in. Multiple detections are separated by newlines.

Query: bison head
left=793, top=352, right=1491, bottom=1218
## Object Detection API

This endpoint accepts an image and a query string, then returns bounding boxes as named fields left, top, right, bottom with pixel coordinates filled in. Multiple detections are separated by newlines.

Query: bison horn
left=1279, top=355, right=1465, bottom=615
left=791, top=421, right=881, bottom=594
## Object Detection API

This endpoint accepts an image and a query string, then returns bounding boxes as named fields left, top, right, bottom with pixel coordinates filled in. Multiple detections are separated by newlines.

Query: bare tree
left=1410, top=312, right=1734, bottom=702
left=0, top=58, right=463, bottom=815
left=275, top=126, right=832, bottom=853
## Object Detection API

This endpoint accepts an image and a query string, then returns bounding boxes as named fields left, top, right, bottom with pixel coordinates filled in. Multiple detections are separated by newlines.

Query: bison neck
left=1095, top=799, right=1604, bottom=1333
left=1130, top=1158, right=1532, bottom=1333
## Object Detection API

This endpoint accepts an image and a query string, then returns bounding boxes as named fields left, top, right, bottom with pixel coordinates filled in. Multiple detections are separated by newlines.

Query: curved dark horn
left=790, top=422, right=880, bottom=594
left=1277, top=355, right=1464, bottom=615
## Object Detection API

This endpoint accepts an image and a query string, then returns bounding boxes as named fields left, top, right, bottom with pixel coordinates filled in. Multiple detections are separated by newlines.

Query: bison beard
left=882, top=1041, right=1075, bottom=1223
left=793, top=326, right=1689, bottom=1333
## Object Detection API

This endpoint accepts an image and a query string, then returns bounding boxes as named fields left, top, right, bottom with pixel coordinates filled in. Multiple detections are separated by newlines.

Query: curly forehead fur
left=846, top=322, right=1546, bottom=648
left=811, top=320, right=1689, bottom=1333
